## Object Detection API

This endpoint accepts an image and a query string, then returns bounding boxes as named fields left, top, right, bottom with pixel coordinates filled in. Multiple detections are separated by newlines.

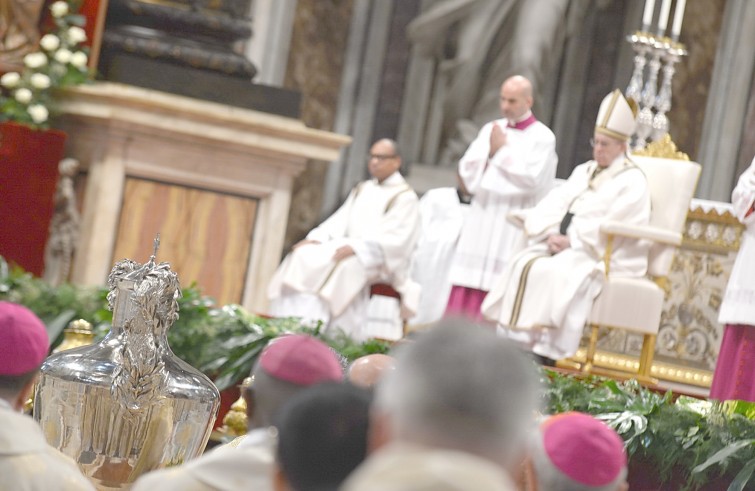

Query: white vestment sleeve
left=732, top=157, right=755, bottom=225
left=458, top=122, right=495, bottom=195
left=485, top=128, right=557, bottom=196
left=523, top=165, right=589, bottom=241
left=568, top=168, right=650, bottom=260
left=350, top=239, right=385, bottom=274
left=307, top=188, right=357, bottom=242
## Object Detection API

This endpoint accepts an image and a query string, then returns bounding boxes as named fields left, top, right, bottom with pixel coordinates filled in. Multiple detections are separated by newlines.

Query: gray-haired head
left=374, top=319, right=541, bottom=467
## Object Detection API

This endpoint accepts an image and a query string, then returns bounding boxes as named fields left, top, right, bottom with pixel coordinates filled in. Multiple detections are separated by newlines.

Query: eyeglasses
left=589, top=138, right=615, bottom=149
left=367, top=154, right=397, bottom=161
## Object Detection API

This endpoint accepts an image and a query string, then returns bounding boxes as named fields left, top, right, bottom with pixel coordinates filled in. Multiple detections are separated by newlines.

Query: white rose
left=70, top=51, right=88, bottom=68
left=67, top=26, right=87, bottom=45
left=0, top=72, right=21, bottom=88
left=54, top=49, right=72, bottom=64
left=40, top=34, right=60, bottom=51
left=28, top=104, right=50, bottom=124
left=50, top=1, right=69, bottom=17
left=30, top=73, right=51, bottom=89
left=14, top=88, right=33, bottom=104
left=23, top=52, right=47, bottom=69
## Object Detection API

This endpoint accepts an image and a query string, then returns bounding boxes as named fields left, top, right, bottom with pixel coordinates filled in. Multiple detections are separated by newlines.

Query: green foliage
left=544, top=370, right=755, bottom=490
left=0, top=257, right=390, bottom=392
left=11, top=256, right=755, bottom=489
left=198, top=317, right=392, bottom=391
left=0, top=257, right=108, bottom=346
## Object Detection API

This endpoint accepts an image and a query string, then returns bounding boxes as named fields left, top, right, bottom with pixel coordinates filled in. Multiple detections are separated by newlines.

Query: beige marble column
left=696, top=0, right=755, bottom=201
left=282, top=0, right=355, bottom=248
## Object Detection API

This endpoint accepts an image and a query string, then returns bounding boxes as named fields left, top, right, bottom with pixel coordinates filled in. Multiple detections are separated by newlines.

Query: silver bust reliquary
left=34, top=246, right=220, bottom=490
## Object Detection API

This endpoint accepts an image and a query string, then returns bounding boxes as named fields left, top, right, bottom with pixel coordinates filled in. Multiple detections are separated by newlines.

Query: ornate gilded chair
left=583, top=153, right=701, bottom=381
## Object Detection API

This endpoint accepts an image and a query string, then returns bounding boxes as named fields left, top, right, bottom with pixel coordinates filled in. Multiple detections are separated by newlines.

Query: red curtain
left=0, top=122, right=66, bottom=276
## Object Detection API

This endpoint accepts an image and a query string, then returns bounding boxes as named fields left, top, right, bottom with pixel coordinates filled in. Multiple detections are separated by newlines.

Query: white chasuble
left=449, top=118, right=557, bottom=291
left=481, top=155, right=651, bottom=359
left=267, top=172, right=420, bottom=340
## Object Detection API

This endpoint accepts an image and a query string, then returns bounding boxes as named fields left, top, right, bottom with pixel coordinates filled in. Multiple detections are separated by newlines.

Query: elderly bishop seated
left=268, top=139, right=420, bottom=341
left=482, top=90, right=651, bottom=363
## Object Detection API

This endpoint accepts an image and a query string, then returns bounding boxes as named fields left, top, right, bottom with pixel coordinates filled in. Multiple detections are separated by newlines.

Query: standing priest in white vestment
left=481, top=90, right=651, bottom=364
left=445, top=75, right=558, bottom=321
left=407, top=183, right=471, bottom=326
left=267, top=139, right=420, bottom=341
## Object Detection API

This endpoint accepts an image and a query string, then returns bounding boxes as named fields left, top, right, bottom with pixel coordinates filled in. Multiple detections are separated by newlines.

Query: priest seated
left=481, top=90, right=651, bottom=365
left=267, top=138, right=420, bottom=341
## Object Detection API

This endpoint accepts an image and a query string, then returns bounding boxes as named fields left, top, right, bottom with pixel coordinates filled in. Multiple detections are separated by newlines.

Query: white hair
left=374, top=319, right=541, bottom=466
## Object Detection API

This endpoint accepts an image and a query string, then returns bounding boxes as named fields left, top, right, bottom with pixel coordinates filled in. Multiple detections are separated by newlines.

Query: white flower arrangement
left=0, top=1, right=91, bottom=129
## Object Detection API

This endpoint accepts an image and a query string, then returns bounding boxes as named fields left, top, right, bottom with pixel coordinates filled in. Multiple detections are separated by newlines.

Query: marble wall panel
left=668, top=0, right=726, bottom=161
left=282, top=0, right=354, bottom=251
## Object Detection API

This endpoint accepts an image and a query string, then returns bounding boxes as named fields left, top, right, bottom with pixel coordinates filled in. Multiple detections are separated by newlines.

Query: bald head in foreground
left=347, top=354, right=396, bottom=389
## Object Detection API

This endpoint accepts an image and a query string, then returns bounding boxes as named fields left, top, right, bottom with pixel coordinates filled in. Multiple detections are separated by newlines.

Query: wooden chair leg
left=583, top=324, right=600, bottom=373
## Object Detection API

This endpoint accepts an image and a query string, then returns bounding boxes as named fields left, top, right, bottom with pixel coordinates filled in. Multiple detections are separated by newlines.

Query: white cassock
left=481, top=155, right=651, bottom=360
left=267, top=172, right=420, bottom=341
left=449, top=116, right=557, bottom=292
left=408, top=187, right=469, bottom=325
left=719, top=156, right=755, bottom=324
left=0, top=405, right=96, bottom=491
left=131, top=428, right=275, bottom=491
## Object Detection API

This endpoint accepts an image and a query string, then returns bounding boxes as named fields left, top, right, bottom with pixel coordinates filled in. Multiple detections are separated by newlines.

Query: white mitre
left=595, top=89, right=638, bottom=141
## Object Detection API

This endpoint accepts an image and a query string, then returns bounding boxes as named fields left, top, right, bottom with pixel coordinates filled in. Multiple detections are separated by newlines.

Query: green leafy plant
left=0, top=257, right=108, bottom=345
left=201, top=317, right=392, bottom=391
left=0, top=256, right=391, bottom=391
left=544, top=370, right=755, bottom=490
left=0, top=0, right=91, bottom=129
left=13, top=255, right=755, bottom=489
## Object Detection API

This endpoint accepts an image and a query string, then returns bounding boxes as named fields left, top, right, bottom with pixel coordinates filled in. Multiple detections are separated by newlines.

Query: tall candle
left=657, top=0, right=672, bottom=36
left=671, top=0, right=687, bottom=39
left=642, top=0, right=656, bottom=30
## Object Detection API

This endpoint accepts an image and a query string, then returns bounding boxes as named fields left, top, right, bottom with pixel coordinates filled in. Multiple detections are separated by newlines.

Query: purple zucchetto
left=259, top=334, right=343, bottom=386
left=0, top=301, right=49, bottom=376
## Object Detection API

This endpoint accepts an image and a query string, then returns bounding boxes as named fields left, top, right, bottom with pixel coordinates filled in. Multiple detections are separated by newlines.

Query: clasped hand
left=546, top=234, right=570, bottom=255
left=489, top=124, right=507, bottom=157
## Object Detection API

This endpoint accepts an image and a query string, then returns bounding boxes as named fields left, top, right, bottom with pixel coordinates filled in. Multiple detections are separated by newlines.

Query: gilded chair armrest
left=600, top=221, right=682, bottom=246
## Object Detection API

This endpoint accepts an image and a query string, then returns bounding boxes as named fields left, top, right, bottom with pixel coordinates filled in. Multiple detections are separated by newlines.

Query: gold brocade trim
left=633, top=134, right=689, bottom=160
left=509, top=254, right=547, bottom=326
left=595, top=126, right=630, bottom=142
left=384, top=186, right=412, bottom=213
left=683, top=206, right=744, bottom=253
left=569, top=348, right=713, bottom=388
left=599, top=90, right=620, bottom=129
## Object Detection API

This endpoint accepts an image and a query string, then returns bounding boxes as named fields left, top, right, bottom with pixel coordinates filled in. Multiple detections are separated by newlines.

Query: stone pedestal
left=58, top=82, right=350, bottom=311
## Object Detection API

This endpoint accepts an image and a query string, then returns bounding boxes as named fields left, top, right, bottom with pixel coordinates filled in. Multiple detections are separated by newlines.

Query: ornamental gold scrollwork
left=633, top=133, right=689, bottom=161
